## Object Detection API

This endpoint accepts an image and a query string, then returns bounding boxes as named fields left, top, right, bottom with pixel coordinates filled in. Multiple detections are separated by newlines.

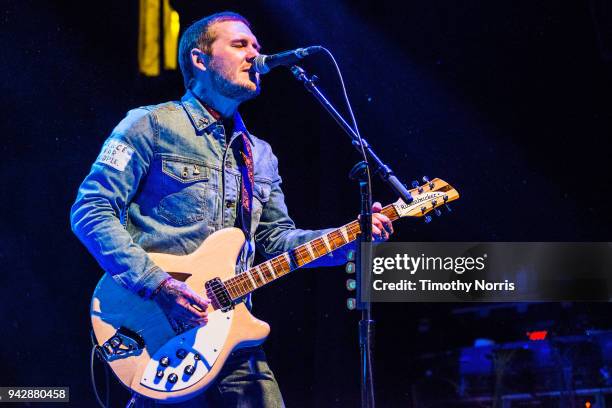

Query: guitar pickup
left=205, top=278, right=233, bottom=311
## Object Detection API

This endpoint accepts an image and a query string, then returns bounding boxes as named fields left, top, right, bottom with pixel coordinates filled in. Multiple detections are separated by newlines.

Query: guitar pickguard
left=140, top=308, right=234, bottom=392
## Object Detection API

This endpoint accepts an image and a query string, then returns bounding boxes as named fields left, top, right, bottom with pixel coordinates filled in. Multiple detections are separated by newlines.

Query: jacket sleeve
left=70, top=108, right=170, bottom=297
left=253, top=147, right=351, bottom=268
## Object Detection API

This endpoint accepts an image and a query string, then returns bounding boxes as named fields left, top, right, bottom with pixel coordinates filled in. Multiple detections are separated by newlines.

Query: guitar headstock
left=392, top=177, right=460, bottom=221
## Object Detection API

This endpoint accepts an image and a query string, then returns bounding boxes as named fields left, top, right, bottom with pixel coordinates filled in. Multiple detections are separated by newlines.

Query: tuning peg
left=422, top=176, right=430, bottom=183
left=424, top=215, right=432, bottom=224
left=435, top=208, right=442, bottom=217
left=420, top=206, right=427, bottom=214
left=412, top=180, right=423, bottom=193
left=347, top=298, right=357, bottom=310
left=445, top=204, right=452, bottom=212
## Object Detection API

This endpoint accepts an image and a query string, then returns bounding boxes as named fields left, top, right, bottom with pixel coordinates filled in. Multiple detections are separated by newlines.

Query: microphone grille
left=252, top=55, right=270, bottom=74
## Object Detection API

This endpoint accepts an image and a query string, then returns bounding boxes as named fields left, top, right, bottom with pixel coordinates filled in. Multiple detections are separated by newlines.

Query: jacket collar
left=181, top=90, right=254, bottom=146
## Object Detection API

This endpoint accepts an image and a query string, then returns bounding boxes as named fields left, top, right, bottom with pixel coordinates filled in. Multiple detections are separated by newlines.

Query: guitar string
left=205, top=217, right=375, bottom=297
left=205, top=205, right=402, bottom=297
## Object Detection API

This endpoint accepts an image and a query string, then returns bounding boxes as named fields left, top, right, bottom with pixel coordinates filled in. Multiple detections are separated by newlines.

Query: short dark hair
left=178, top=11, right=251, bottom=89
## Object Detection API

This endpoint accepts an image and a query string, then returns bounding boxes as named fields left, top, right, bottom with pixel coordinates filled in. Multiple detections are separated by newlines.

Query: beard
left=209, top=56, right=261, bottom=102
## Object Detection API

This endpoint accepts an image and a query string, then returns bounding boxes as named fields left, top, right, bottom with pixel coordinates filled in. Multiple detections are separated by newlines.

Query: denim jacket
left=70, top=90, right=346, bottom=297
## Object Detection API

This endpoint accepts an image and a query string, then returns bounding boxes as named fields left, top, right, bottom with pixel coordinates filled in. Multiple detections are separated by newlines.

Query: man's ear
left=190, top=48, right=208, bottom=73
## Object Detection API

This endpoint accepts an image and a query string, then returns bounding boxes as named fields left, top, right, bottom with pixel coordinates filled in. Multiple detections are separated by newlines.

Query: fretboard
left=222, top=204, right=400, bottom=300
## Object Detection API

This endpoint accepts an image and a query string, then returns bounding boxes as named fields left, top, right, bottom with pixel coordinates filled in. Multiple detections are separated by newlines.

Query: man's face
left=207, top=21, right=261, bottom=101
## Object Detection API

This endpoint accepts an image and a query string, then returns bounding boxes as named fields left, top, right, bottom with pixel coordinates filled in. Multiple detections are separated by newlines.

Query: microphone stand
left=290, top=65, right=413, bottom=408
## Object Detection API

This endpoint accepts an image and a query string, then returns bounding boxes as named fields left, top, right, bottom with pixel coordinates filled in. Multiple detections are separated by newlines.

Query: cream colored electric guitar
left=91, top=178, right=459, bottom=403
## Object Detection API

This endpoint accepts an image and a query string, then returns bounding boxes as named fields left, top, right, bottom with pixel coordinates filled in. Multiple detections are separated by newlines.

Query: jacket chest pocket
left=250, top=179, right=272, bottom=232
left=157, top=158, right=220, bottom=226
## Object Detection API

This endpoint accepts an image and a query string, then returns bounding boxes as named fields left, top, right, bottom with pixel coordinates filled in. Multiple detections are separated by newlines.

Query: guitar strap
left=237, top=131, right=254, bottom=241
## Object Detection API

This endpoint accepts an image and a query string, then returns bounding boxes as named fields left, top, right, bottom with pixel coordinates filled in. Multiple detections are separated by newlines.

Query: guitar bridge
left=205, top=278, right=233, bottom=311
left=99, top=327, right=144, bottom=362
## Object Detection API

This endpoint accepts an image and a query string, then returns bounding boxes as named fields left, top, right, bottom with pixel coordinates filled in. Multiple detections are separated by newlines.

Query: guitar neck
left=222, top=205, right=401, bottom=301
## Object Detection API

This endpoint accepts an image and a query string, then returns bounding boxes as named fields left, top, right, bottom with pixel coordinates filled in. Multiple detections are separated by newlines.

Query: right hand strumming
left=152, top=278, right=211, bottom=333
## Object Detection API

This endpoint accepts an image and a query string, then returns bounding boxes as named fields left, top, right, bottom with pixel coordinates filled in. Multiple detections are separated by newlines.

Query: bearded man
left=71, top=11, right=392, bottom=407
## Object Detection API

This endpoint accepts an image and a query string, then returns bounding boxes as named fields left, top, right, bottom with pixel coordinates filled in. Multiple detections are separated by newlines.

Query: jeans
left=133, top=347, right=284, bottom=407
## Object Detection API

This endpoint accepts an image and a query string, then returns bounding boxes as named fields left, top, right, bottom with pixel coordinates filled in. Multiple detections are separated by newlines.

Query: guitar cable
left=90, top=330, right=110, bottom=408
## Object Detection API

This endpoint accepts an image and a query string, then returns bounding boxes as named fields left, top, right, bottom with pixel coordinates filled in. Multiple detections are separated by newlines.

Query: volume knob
left=167, top=373, right=178, bottom=383
left=159, top=356, right=170, bottom=367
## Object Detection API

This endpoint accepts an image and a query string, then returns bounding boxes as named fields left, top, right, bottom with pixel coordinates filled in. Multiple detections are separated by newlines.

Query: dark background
left=2, top=0, right=612, bottom=406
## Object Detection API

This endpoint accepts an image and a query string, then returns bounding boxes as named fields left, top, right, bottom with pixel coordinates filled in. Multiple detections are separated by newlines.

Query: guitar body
left=91, top=228, right=270, bottom=403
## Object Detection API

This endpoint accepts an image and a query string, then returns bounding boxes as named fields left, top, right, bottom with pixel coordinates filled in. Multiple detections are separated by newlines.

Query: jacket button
left=226, top=200, right=235, bottom=208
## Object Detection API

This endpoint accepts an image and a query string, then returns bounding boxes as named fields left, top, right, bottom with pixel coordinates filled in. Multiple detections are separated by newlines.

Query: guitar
left=91, top=178, right=459, bottom=402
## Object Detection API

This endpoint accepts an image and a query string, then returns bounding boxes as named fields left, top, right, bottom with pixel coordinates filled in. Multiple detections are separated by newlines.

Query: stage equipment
left=413, top=330, right=612, bottom=407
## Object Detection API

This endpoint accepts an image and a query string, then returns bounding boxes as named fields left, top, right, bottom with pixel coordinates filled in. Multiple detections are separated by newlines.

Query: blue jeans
left=133, top=347, right=284, bottom=407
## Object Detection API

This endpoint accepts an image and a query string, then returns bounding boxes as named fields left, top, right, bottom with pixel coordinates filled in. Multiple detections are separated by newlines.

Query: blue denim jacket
left=71, top=90, right=346, bottom=297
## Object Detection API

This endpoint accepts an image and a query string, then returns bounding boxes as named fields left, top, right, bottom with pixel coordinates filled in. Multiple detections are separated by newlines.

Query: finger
left=175, top=298, right=208, bottom=321
left=192, top=307, right=209, bottom=320
left=371, top=214, right=385, bottom=231
left=373, top=213, right=393, bottom=234
left=372, top=225, right=382, bottom=238
left=372, top=202, right=382, bottom=213
left=382, top=218, right=394, bottom=234
left=185, top=292, right=211, bottom=311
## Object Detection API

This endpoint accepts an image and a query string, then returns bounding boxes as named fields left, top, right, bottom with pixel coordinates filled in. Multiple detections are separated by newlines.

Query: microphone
left=250, top=46, right=323, bottom=74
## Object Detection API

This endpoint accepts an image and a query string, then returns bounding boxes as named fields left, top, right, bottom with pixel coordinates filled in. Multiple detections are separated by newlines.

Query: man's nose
left=246, top=47, right=259, bottom=61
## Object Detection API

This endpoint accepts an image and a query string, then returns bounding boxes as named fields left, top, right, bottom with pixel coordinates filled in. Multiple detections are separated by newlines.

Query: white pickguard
left=141, top=308, right=234, bottom=392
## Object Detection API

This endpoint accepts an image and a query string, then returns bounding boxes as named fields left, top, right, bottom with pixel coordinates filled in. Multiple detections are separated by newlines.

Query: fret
left=266, top=261, right=277, bottom=279
left=272, top=256, right=284, bottom=275
left=226, top=278, right=238, bottom=299
left=227, top=283, right=238, bottom=299
left=237, top=275, right=248, bottom=294
left=304, top=242, right=316, bottom=259
left=340, top=226, right=349, bottom=243
left=311, top=239, right=324, bottom=257
left=255, top=266, right=266, bottom=284
left=281, top=253, right=292, bottom=273
left=293, top=247, right=308, bottom=267
left=242, top=274, right=252, bottom=292
left=276, top=252, right=291, bottom=275
left=329, top=230, right=343, bottom=248
left=347, top=223, right=359, bottom=240
left=245, top=271, right=257, bottom=289
left=322, top=234, right=332, bottom=252
left=382, top=205, right=399, bottom=221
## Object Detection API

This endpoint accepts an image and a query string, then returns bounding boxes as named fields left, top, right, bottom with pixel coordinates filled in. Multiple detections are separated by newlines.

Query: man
left=71, top=11, right=393, bottom=407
